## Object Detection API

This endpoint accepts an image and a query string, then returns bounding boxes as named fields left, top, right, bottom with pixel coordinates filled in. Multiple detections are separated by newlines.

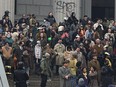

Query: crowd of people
left=0, top=10, right=116, bottom=87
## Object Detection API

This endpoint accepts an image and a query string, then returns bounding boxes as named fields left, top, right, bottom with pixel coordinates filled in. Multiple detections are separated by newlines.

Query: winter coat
left=88, top=60, right=101, bottom=71
left=36, top=32, right=47, bottom=47
left=72, top=40, right=81, bottom=50
left=88, top=60, right=101, bottom=85
left=101, top=65, right=113, bottom=87
left=5, top=37, right=14, bottom=46
left=85, top=29, right=94, bottom=39
left=22, top=54, right=29, bottom=68
left=34, top=44, right=42, bottom=59
left=40, top=57, right=51, bottom=76
left=76, top=51, right=86, bottom=68
left=64, top=51, right=72, bottom=60
left=59, top=66, right=71, bottom=87
left=93, top=44, right=104, bottom=55
left=29, top=18, right=36, bottom=27
left=14, top=69, right=29, bottom=87
left=54, top=43, right=65, bottom=65
left=67, top=12, right=78, bottom=26
left=89, top=71, right=98, bottom=87
left=47, top=15, right=56, bottom=26
left=69, top=58, right=77, bottom=76
left=24, top=45, right=34, bottom=69
left=13, top=46, right=23, bottom=62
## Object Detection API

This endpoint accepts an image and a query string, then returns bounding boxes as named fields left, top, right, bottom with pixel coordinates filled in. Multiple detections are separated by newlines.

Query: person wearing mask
left=34, top=40, right=42, bottom=75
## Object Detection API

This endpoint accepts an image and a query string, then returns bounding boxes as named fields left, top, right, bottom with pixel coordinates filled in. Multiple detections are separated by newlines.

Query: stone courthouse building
left=0, top=0, right=116, bottom=23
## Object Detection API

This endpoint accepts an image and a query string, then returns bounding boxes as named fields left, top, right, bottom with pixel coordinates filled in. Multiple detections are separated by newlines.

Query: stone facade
left=0, top=0, right=14, bottom=23
left=15, top=0, right=82, bottom=23
left=53, top=0, right=81, bottom=23
left=15, top=0, right=53, bottom=22
left=0, top=0, right=116, bottom=24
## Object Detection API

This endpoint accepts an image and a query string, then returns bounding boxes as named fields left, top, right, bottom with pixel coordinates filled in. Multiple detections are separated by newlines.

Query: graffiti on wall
left=55, top=0, right=75, bottom=16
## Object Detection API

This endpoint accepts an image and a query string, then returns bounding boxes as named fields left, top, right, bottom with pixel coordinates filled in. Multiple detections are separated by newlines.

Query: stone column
left=0, top=0, right=14, bottom=24
left=75, top=0, right=81, bottom=19
left=84, top=0, right=92, bottom=18
left=53, top=0, right=81, bottom=23
left=0, top=0, right=4, bottom=19
left=115, top=0, right=116, bottom=21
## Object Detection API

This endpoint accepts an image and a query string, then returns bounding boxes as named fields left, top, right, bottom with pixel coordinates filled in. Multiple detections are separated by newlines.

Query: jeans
left=40, top=74, right=47, bottom=87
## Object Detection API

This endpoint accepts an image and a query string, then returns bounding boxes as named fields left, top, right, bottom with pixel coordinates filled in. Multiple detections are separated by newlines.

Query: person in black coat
left=13, top=41, right=24, bottom=62
left=14, top=62, right=29, bottom=87
left=2, top=15, right=13, bottom=32
left=101, top=60, right=113, bottom=87
left=47, top=12, right=56, bottom=26
left=68, top=12, right=78, bottom=26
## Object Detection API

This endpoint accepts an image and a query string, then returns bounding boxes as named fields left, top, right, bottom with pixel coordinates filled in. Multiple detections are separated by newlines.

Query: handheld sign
left=0, top=56, right=9, bottom=87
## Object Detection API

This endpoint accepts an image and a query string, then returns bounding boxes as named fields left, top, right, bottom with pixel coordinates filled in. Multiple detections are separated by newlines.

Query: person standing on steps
left=14, top=62, right=29, bottom=87
left=40, top=52, right=51, bottom=87
left=59, top=60, right=71, bottom=87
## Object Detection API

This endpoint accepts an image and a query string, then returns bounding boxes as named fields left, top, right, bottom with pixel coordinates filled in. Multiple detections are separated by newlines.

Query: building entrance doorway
left=92, top=0, right=115, bottom=20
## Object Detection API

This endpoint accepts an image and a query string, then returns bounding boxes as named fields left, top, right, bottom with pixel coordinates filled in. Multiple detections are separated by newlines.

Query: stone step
left=9, top=74, right=60, bottom=87
left=9, top=74, right=116, bottom=87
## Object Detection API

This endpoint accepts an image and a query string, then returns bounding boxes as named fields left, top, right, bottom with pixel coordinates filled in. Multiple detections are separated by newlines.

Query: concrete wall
left=16, top=0, right=82, bottom=23
left=53, top=0, right=81, bottom=23
left=3, top=0, right=116, bottom=23
left=15, top=0, right=53, bottom=22
left=0, top=0, right=14, bottom=24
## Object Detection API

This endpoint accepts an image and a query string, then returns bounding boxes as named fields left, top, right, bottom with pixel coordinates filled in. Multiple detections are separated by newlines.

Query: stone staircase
left=29, top=75, right=60, bottom=87
left=8, top=74, right=116, bottom=87
left=9, top=74, right=60, bottom=87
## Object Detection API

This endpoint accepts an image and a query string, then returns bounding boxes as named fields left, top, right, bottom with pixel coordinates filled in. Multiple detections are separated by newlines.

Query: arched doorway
left=92, top=0, right=115, bottom=20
